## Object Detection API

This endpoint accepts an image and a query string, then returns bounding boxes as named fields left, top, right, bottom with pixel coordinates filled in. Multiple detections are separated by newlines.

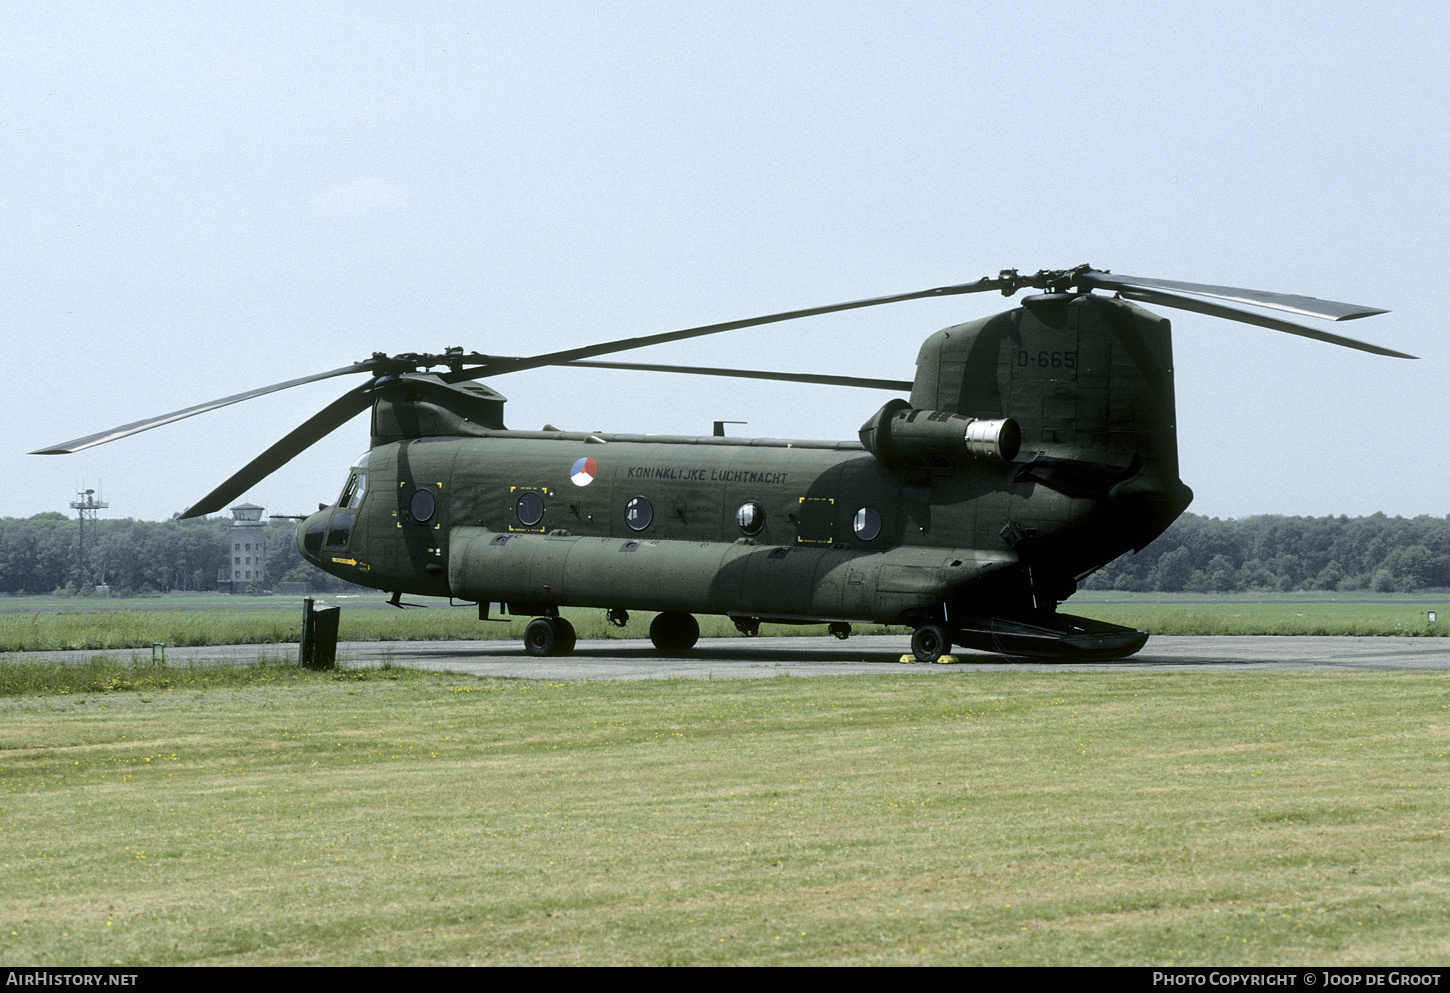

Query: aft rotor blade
left=31, top=361, right=377, bottom=455
left=560, top=359, right=912, bottom=391
left=1077, top=271, right=1388, bottom=322
left=439, top=275, right=1018, bottom=383
left=1112, top=286, right=1417, bottom=359
left=179, top=384, right=375, bottom=519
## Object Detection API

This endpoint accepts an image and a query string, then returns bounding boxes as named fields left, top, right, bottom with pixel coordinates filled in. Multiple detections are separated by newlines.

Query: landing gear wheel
left=553, top=617, right=576, bottom=656
left=911, top=623, right=951, bottom=664
left=650, top=611, right=700, bottom=653
left=523, top=618, right=555, bottom=657
left=524, top=616, right=576, bottom=657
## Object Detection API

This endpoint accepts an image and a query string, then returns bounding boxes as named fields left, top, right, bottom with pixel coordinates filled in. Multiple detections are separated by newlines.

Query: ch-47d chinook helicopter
left=34, top=265, right=1412, bottom=662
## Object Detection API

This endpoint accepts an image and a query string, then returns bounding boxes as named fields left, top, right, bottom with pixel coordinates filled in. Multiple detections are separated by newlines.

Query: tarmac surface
left=12, top=635, right=1450, bottom=678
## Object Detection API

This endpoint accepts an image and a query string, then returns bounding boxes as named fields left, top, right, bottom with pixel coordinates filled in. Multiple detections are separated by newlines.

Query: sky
left=3, top=1, right=1447, bottom=524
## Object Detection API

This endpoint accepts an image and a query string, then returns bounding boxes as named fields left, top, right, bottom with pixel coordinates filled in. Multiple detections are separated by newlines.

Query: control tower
left=221, top=503, right=266, bottom=593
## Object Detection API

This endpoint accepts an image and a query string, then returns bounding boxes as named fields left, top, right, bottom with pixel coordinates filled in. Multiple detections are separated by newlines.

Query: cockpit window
left=337, top=453, right=370, bottom=509
left=338, top=471, right=367, bottom=509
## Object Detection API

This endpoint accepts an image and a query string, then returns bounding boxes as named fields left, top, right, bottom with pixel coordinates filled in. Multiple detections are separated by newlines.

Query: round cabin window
left=410, top=487, right=436, bottom=523
left=853, top=507, right=882, bottom=541
left=516, top=491, right=545, bottom=527
left=625, top=495, right=653, bottom=531
left=735, top=501, right=765, bottom=536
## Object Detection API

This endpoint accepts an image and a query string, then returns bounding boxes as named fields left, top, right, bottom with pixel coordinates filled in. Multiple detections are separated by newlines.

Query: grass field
left=2, top=660, right=1448, bottom=966
left=0, top=599, right=909, bottom=653
left=1069, top=593, right=1448, bottom=638
left=0, top=592, right=1445, bottom=653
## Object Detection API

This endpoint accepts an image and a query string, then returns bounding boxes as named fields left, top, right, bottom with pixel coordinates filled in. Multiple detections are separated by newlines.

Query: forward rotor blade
left=1077, top=271, right=1387, bottom=322
left=1111, top=286, right=1416, bottom=359
left=560, top=359, right=912, bottom=391
left=440, top=275, right=1018, bottom=383
left=31, top=361, right=377, bottom=455
left=179, top=385, right=375, bottom=519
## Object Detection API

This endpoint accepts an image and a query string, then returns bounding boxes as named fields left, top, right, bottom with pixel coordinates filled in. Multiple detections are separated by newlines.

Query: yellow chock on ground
left=898, top=654, right=963, bottom=664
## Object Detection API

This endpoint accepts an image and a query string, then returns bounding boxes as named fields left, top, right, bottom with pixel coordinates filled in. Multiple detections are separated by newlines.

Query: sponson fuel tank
left=447, top=528, right=1014, bottom=625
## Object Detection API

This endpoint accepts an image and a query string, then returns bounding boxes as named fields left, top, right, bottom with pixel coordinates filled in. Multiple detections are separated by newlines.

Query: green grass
left=2, top=664, right=1448, bottom=965
left=0, top=603, right=904, bottom=653
left=0, top=593, right=293, bottom=612
left=1, top=592, right=1445, bottom=653
left=1068, top=594, right=1449, bottom=638
left=0, top=654, right=387, bottom=697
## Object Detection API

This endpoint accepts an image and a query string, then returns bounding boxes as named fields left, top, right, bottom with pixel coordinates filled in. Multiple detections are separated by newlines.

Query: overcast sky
left=3, top=1, right=1446, bottom=524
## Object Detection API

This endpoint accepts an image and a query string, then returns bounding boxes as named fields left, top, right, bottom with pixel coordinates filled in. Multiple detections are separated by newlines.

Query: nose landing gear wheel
left=524, top=616, right=577, bottom=657
left=911, top=623, right=951, bottom=664
left=650, top=611, right=699, bottom=653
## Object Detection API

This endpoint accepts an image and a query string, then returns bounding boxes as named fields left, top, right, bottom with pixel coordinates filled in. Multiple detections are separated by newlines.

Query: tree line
left=0, top=510, right=1446, bottom=597
left=0, top=513, right=357, bottom=595
left=1083, top=512, right=1450, bottom=593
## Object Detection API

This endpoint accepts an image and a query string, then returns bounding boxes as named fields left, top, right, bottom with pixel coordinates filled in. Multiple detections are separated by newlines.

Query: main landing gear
left=521, top=610, right=703, bottom=657
left=649, top=611, right=699, bottom=654
left=910, top=622, right=952, bottom=664
left=523, top=615, right=576, bottom=657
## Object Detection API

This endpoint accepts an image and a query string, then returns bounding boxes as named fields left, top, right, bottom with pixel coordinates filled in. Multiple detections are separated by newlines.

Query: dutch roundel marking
left=570, top=456, right=598, bottom=487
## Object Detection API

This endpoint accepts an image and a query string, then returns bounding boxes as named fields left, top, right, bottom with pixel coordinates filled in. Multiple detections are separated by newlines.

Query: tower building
left=221, top=503, right=266, bottom=593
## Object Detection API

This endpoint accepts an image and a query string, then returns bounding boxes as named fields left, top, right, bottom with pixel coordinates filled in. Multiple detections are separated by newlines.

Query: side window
left=516, top=491, right=544, bottom=527
left=735, top=501, right=765, bottom=536
left=508, top=487, right=549, bottom=532
left=410, top=487, right=436, bottom=522
left=625, top=496, right=653, bottom=531
left=853, top=507, right=882, bottom=541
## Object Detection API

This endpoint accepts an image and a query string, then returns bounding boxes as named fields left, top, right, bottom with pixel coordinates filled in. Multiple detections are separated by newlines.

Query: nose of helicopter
left=297, top=507, right=331, bottom=566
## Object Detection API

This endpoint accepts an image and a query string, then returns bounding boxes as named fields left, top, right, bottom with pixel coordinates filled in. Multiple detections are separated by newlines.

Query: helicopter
left=33, top=265, right=1411, bottom=662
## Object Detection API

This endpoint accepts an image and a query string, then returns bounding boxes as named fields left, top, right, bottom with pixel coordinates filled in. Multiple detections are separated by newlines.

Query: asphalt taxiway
left=12, top=635, right=1449, bottom=678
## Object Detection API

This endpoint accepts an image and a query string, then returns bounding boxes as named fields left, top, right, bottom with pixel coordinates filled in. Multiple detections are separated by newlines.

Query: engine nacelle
left=858, top=399, right=1020, bottom=472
